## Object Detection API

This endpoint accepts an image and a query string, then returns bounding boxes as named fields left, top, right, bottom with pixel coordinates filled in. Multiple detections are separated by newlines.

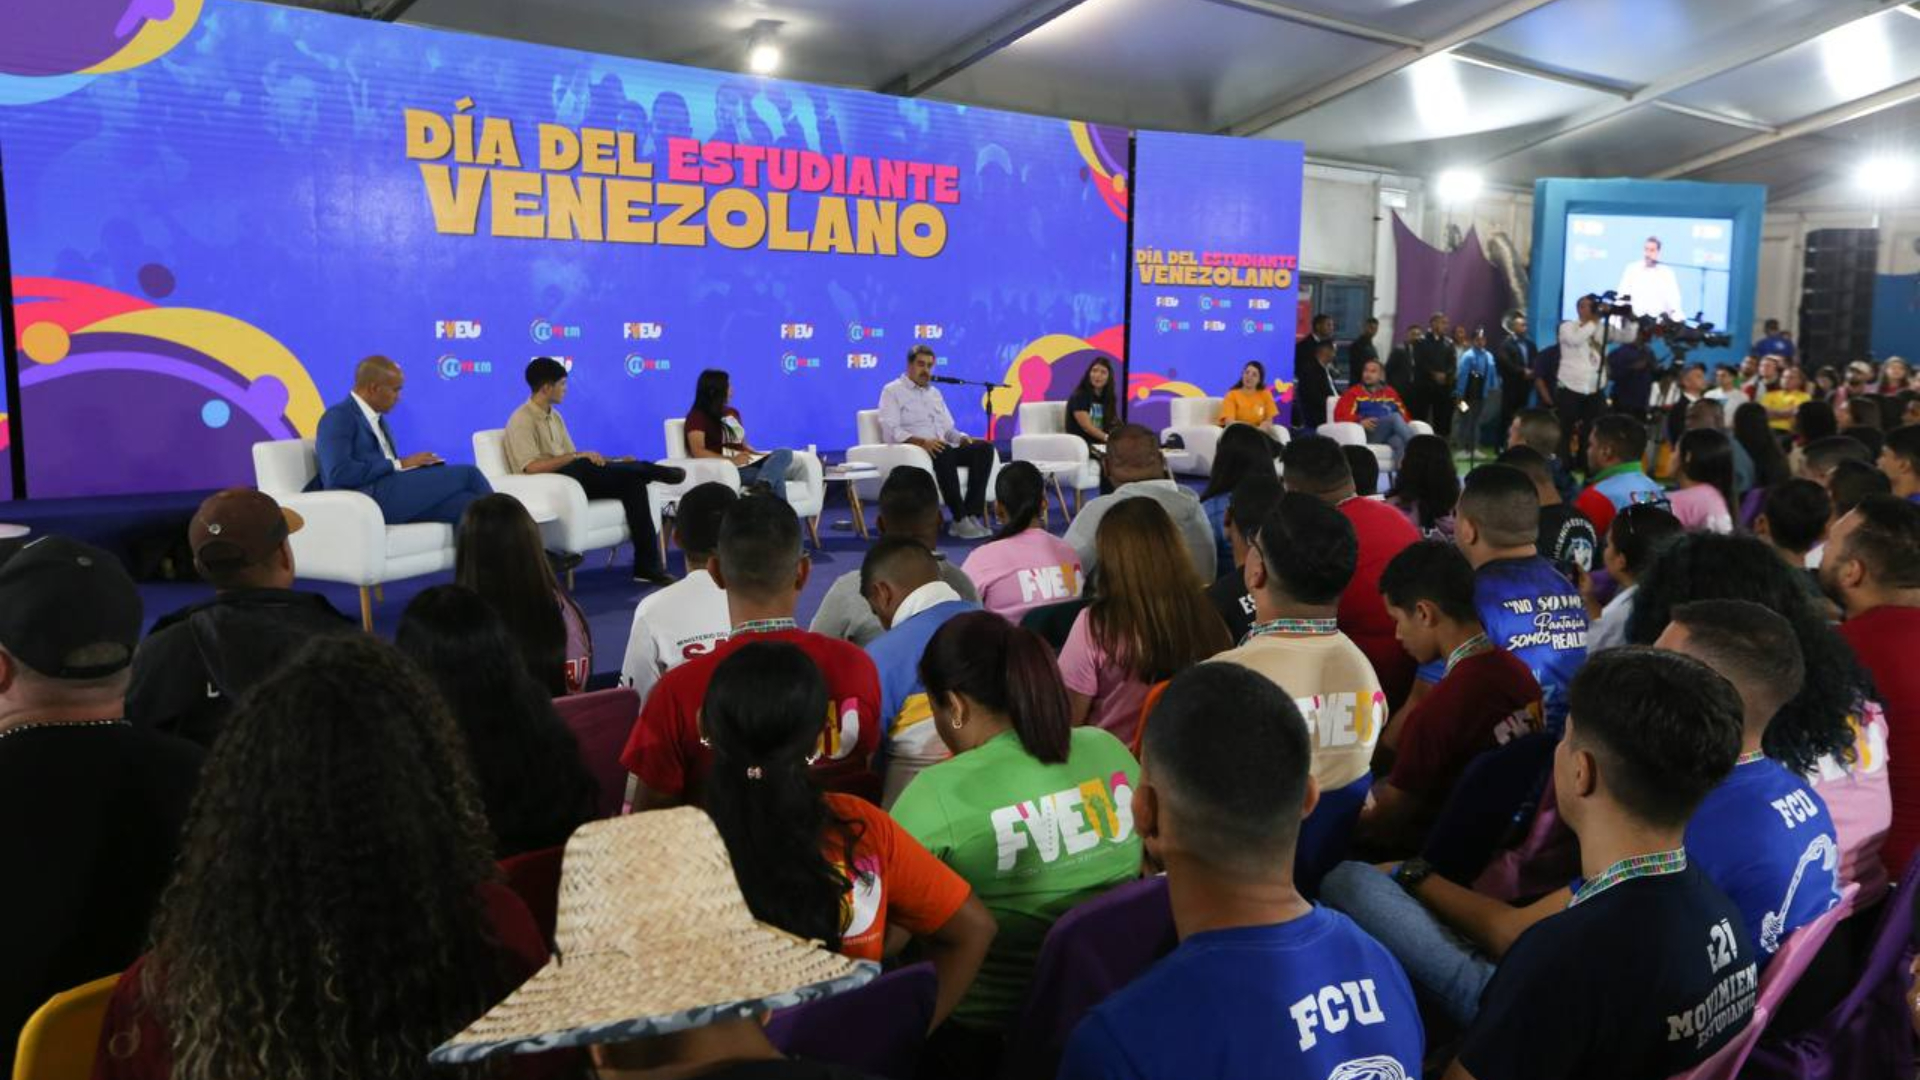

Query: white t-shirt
left=620, top=569, right=730, bottom=702
left=1556, top=316, right=1638, bottom=396
left=1617, top=260, right=1684, bottom=320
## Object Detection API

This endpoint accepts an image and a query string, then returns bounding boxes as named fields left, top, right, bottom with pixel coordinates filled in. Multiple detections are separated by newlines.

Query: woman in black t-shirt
left=1065, top=357, right=1119, bottom=495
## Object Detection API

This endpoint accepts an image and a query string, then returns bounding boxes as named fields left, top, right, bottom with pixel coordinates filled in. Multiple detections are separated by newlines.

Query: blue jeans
left=1319, top=861, right=1496, bottom=1026
left=737, top=448, right=796, bottom=492
left=1364, top=413, right=1415, bottom=464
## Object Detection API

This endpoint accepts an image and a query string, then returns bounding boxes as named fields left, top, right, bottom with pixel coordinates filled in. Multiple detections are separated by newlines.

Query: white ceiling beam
left=1648, top=100, right=1778, bottom=135
left=1654, top=74, right=1920, bottom=179
left=1446, top=49, right=1629, bottom=98
left=1201, top=0, right=1422, bottom=48
left=875, top=0, right=1091, bottom=96
left=1220, top=0, right=1562, bottom=137
left=1481, top=0, right=1909, bottom=164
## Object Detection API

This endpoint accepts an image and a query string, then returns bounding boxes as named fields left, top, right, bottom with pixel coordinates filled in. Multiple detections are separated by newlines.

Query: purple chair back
left=1000, top=876, right=1175, bottom=1080
left=1742, top=859, right=1920, bottom=1080
left=765, top=962, right=935, bottom=1080
left=552, top=687, right=640, bottom=819
left=1740, top=485, right=1767, bottom=529
left=1297, top=772, right=1372, bottom=897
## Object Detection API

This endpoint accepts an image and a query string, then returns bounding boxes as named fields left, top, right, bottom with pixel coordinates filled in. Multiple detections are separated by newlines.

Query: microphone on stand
left=927, top=374, right=973, bottom=386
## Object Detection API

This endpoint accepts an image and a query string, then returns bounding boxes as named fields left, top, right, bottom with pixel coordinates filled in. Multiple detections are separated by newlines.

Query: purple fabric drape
left=1392, top=215, right=1515, bottom=340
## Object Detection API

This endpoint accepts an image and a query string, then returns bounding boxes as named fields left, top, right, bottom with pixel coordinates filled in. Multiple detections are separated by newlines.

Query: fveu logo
left=779, top=323, right=816, bottom=340
left=622, top=322, right=664, bottom=340
left=781, top=352, right=822, bottom=374
left=530, top=319, right=582, bottom=343
left=913, top=324, right=945, bottom=340
left=624, top=354, right=670, bottom=376
left=847, top=322, right=887, bottom=342
left=1242, top=319, right=1276, bottom=334
left=1248, top=298, right=1272, bottom=310
left=1203, top=320, right=1226, bottom=332
left=1153, top=296, right=1179, bottom=308
left=846, top=353, right=879, bottom=369
left=434, top=320, right=483, bottom=340
left=437, top=355, right=494, bottom=380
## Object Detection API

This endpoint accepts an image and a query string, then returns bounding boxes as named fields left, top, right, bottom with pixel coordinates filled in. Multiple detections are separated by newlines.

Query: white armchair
left=252, top=439, right=455, bottom=630
left=1160, top=397, right=1223, bottom=476
left=662, top=420, right=825, bottom=546
left=1011, top=401, right=1100, bottom=514
left=471, top=429, right=659, bottom=572
left=1320, top=394, right=1395, bottom=479
left=846, top=409, right=1001, bottom=514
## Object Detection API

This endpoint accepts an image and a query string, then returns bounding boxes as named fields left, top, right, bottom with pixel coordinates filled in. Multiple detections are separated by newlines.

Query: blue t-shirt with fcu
left=1418, top=556, right=1587, bottom=734
left=1685, top=758, right=1841, bottom=968
left=1058, top=907, right=1422, bottom=1080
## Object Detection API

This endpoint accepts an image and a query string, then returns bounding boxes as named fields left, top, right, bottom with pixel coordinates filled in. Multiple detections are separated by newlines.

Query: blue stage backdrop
left=0, top=0, right=1130, bottom=499
left=1125, top=130, right=1304, bottom=429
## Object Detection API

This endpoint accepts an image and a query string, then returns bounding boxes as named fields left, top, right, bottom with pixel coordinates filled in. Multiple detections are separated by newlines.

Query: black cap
left=0, top=537, right=143, bottom=679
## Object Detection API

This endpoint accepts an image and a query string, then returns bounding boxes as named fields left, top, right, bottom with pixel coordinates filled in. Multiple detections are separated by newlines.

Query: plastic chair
left=1420, top=732, right=1558, bottom=885
left=1158, top=397, right=1223, bottom=476
left=1297, top=773, right=1372, bottom=897
left=11, top=973, right=119, bottom=1080
left=552, top=687, right=641, bottom=819
left=846, top=410, right=1002, bottom=506
left=471, top=429, right=666, bottom=574
left=1011, top=402, right=1100, bottom=513
left=661, top=419, right=825, bottom=544
left=999, top=877, right=1175, bottom=1080
left=499, top=845, right=565, bottom=948
left=765, top=962, right=936, bottom=1080
left=1669, top=883, right=1860, bottom=1080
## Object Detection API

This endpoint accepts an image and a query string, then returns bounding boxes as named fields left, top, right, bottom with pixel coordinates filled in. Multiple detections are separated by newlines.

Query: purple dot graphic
left=137, top=262, right=175, bottom=298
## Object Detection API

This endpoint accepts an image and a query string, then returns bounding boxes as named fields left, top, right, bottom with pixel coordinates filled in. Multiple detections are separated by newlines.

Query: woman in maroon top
left=93, top=636, right=567, bottom=1080
left=685, top=368, right=799, bottom=493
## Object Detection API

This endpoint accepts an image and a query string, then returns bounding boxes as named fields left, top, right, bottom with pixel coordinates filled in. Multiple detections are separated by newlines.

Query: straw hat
left=431, top=807, right=877, bottom=1063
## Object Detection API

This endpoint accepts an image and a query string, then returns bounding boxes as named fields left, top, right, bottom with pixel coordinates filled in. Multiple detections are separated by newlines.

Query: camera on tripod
left=1580, top=290, right=1635, bottom=318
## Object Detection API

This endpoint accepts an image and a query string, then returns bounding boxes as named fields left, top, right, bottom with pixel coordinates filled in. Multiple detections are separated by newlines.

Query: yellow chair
left=13, top=973, right=120, bottom=1080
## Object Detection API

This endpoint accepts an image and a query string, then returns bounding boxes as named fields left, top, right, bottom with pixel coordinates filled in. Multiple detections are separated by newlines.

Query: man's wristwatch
left=1392, top=857, right=1436, bottom=894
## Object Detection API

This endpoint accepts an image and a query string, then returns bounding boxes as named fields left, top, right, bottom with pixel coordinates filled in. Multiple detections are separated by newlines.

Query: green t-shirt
left=891, top=726, right=1142, bottom=1027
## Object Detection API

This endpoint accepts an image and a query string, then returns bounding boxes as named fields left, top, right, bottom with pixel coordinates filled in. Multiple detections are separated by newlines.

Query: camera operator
left=1411, top=312, right=1457, bottom=437
left=1556, top=294, right=1638, bottom=472
left=1608, top=318, right=1659, bottom=416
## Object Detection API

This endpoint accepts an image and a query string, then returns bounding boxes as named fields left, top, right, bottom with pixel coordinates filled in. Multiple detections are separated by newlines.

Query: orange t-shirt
left=1220, top=386, right=1278, bottom=426
left=826, top=793, right=972, bottom=961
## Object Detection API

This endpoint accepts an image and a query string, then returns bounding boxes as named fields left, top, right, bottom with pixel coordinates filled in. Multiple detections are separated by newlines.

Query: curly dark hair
left=397, top=584, right=599, bottom=858
left=1625, top=533, right=1869, bottom=774
left=144, top=634, right=515, bottom=1080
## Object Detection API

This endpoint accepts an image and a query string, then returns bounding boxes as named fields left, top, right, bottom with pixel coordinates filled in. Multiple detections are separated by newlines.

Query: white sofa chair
left=1160, top=397, right=1223, bottom=476
left=1317, top=394, right=1432, bottom=480
left=471, top=429, right=671, bottom=574
left=847, top=409, right=1001, bottom=517
left=1010, top=401, right=1100, bottom=514
left=662, top=419, right=825, bottom=546
left=252, top=438, right=455, bottom=630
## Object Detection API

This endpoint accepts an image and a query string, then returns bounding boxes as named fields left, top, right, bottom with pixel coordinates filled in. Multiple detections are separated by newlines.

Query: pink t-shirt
left=1808, top=700, right=1893, bottom=908
left=961, top=529, right=1084, bottom=623
left=1668, top=484, right=1733, bottom=534
left=1058, top=609, right=1150, bottom=745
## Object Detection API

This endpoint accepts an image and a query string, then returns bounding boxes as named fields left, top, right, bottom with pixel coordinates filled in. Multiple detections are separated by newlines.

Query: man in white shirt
left=1064, top=423, right=1217, bottom=582
left=876, top=344, right=998, bottom=539
left=1555, top=297, right=1638, bottom=473
left=620, top=483, right=736, bottom=701
left=1615, top=236, right=1685, bottom=321
left=312, top=355, right=491, bottom=524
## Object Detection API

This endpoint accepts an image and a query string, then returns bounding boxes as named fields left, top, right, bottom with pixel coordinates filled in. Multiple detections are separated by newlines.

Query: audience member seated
left=699, top=641, right=994, bottom=1028
left=1496, top=445, right=1597, bottom=579
left=1198, top=423, right=1279, bottom=572
left=879, top=344, right=999, bottom=539
left=95, top=635, right=560, bottom=1080
left=1063, top=424, right=1217, bottom=582
left=1505, top=407, right=1575, bottom=503
left=128, top=488, right=353, bottom=746
left=1060, top=499, right=1230, bottom=745
left=1669, top=428, right=1737, bottom=533
left=1798, top=434, right=1872, bottom=486
left=1880, top=423, right=1920, bottom=502
left=623, top=495, right=882, bottom=808
left=1686, top=395, right=1757, bottom=494
left=860, top=538, right=980, bottom=804
left=396, top=585, right=598, bottom=859
left=1572, top=414, right=1666, bottom=536
left=427, top=809, right=890, bottom=1080
left=1583, top=504, right=1682, bottom=653
left=684, top=367, right=803, bottom=492
left=1820, top=495, right=1920, bottom=881
left=1385, top=433, right=1459, bottom=540
left=1342, top=443, right=1381, bottom=500
left=1059, top=664, right=1423, bottom=1080
left=813, top=468, right=979, bottom=647
left=1209, top=493, right=1381, bottom=797
left=1358, top=541, right=1543, bottom=857
left=457, top=493, right=593, bottom=696
left=507, top=356, right=683, bottom=584
left=1631, top=533, right=1888, bottom=908
left=1066, top=356, right=1121, bottom=455
left=1823, top=457, right=1892, bottom=543
left=1335, top=357, right=1417, bottom=465
left=1736, top=401, right=1794, bottom=493
left=0, top=538, right=202, bottom=1077
left=891, top=612, right=1142, bottom=1072
left=1217, top=360, right=1281, bottom=434
left=313, top=354, right=492, bottom=525
left=1281, top=435, right=1419, bottom=708
left=1204, top=474, right=1284, bottom=643
left=620, top=482, right=737, bottom=699
left=1756, top=478, right=1832, bottom=583
left=1324, top=649, right=1755, bottom=1080
left=960, top=462, right=1082, bottom=623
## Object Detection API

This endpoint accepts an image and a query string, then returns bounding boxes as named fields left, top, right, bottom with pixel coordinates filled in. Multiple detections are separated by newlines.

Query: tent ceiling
left=282, top=0, right=1920, bottom=206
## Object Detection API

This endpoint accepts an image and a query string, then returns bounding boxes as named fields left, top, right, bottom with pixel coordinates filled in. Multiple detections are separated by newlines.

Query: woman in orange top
left=1218, top=361, right=1279, bottom=431
left=700, top=640, right=996, bottom=1030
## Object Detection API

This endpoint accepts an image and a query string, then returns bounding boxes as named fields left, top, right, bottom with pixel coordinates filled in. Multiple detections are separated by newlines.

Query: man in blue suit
left=313, top=355, right=492, bottom=524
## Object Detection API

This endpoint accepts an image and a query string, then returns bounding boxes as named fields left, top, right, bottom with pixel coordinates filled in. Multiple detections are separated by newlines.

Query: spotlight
left=1435, top=169, right=1483, bottom=205
left=1855, top=155, right=1915, bottom=196
left=747, top=29, right=780, bottom=75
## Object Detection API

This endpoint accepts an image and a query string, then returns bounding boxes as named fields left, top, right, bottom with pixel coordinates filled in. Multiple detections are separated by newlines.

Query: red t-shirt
left=1338, top=496, right=1420, bottom=708
left=621, top=629, right=882, bottom=804
left=1389, top=648, right=1544, bottom=803
left=824, top=794, right=972, bottom=962
left=1840, top=604, right=1920, bottom=878
left=685, top=406, right=743, bottom=455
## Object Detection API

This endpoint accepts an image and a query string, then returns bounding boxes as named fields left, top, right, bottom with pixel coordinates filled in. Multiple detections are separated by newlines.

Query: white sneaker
left=951, top=517, right=990, bottom=540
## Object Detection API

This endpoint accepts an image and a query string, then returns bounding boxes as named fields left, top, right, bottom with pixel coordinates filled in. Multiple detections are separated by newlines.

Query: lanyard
left=1244, top=617, right=1338, bottom=645
left=732, top=618, right=797, bottom=636
left=1735, top=749, right=1766, bottom=766
left=1569, top=848, right=1687, bottom=908
left=1443, top=633, right=1493, bottom=677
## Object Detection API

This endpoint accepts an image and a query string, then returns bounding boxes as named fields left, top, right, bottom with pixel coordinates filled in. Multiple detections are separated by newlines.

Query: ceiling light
left=748, top=41, right=780, bottom=74
left=1856, top=155, right=1916, bottom=195
left=1435, top=169, right=1483, bottom=205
